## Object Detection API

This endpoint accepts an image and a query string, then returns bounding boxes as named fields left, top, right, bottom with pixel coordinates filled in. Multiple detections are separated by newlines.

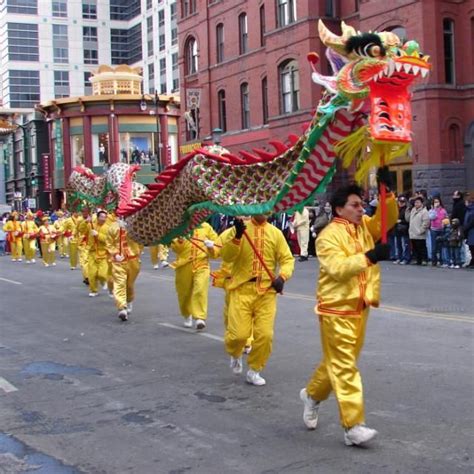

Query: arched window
left=239, top=13, right=248, bottom=55
left=443, top=19, right=455, bottom=84
left=276, top=0, right=296, bottom=28
left=325, top=0, right=336, bottom=17
left=279, top=59, right=299, bottom=114
left=240, top=82, right=250, bottom=129
left=448, top=123, right=461, bottom=162
left=216, top=23, right=224, bottom=63
left=262, top=76, right=268, bottom=124
left=217, top=89, right=227, bottom=132
left=182, top=0, right=196, bottom=17
left=387, top=25, right=407, bottom=43
left=185, top=36, right=198, bottom=75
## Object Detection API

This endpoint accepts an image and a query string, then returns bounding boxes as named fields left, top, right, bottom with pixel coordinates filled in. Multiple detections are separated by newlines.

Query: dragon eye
left=355, top=43, right=383, bottom=57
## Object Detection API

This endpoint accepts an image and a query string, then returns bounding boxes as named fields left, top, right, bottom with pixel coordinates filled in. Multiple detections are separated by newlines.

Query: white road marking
left=0, top=277, right=22, bottom=285
left=158, top=322, right=224, bottom=342
left=0, top=377, right=18, bottom=393
left=148, top=274, right=174, bottom=282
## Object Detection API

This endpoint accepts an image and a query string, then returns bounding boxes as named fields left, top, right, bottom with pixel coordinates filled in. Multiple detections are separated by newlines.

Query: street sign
left=28, top=198, right=36, bottom=209
left=42, top=153, right=51, bottom=192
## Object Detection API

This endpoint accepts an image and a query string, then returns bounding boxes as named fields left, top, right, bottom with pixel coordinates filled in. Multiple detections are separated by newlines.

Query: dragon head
left=314, top=20, right=430, bottom=145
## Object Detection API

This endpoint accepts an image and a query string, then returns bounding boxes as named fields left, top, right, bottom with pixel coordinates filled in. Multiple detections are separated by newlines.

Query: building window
left=7, top=23, right=39, bottom=61
left=84, top=49, right=98, bottom=64
left=240, top=82, right=250, bottom=129
left=147, top=0, right=152, bottom=9
left=279, top=59, right=299, bottom=114
left=148, top=63, right=155, bottom=93
left=148, top=39, right=154, bottom=56
left=84, top=71, right=92, bottom=94
left=182, top=0, right=196, bottom=17
left=54, top=70, right=70, bottom=98
left=158, top=9, right=165, bottom=26
left=239, top=13, right=248, bottom=55
left=185, top=37, right=198, bottom=75
left=9, top=70, right=40, bottom=108
left=53, top=24, right=69, bottom=63
left=448, top=124, right=461, bottom=161
left=54, top=47, right=69, bottom=63
left=443, top=18, right=455, bottom=84
left=82, top=0, right=97, bottom=19
left=172, top=78, right=179, bottom=92
left=172, top=53, right=178, bottom=71
left=171, top=27, right=178, bottom=45
left=260, top=5, right=266, bottom=47
left=159, top=34, right=166, bottom=51
left=170, top=2, right=177, bottom=21
left=216, top=23, right=224, bottom=63
left=110, top=0, right=141, bottom=21
left=325, top=0, right=335, bottom=17
left=6, top=0, right=37, bottom=14
left=276, top=0, right=296, bottom=28
left=160, top=58, right=166, bottom=75
left=218, top=89, right=227, bottom=132
left=52, top=0, right=67, bottom=17
left=110, top=24, right=142, bottom=65
left=262, top=76, right=268, bottom=124
left=83, top=26, right=98, bottom=42
left=147, top=16, right=153, bottom=34
left=160, top=82, right=167, bottom=94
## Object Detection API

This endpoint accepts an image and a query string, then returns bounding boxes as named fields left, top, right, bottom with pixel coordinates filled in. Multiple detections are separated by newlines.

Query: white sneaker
left=246, top=370, right=266, bottom=386
left=11, top=259, right=17, bottom=262
left=153, top=264, right=159, bottom=270
left=230, top=356, right=243, bottom=375
left=108, top=291, right=114, bottom=298
left=118, top=308, right=128, bottom=321
left=70, top=266, right=76, bottom=270
left=102, top=283, right=108, bottom=290
left=344, top=424, right=378, bottom=446
left=195, top=319, right=206, bottom=330
left=31, top=259, right=36, bottom=263
left=44, top=263, right=49, bottom=267
left=299, top=388, right=320, bottom=430
left=161, top=261, right=169, bottom=268
left=392, top=260, right=400, bottom=264
left=88, top=292, right=98, bottom=297
left=51, top=262, right=56, bottom=266
left=183, top=316, right=193, bottom=328
left=17, top=258, right=22, bottom=262
left=127, top=302, right=133, bottom=314
left=244, top=345, right=252, bottom=355
left=26, top=260, right=31, bottom=264
left=454, top=265, right=460, bottom=269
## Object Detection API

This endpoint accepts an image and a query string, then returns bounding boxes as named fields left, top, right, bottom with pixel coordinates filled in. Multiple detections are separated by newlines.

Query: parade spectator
left=393, top=196, right=411, bottom=264
left=406, top=196, right=430, bottom=265
left=308, top=208, right=317, bottom=257
left=447, top=218, right=464, bottom=268
left=451, top=190, right=467, bottom=225
left=428, top=197, right=448, bottom=266
left=463, top=194, right=474, bottom=268
left=293, top=207, right=310, bottom=261
left=0, top=226, right=6, bottom=256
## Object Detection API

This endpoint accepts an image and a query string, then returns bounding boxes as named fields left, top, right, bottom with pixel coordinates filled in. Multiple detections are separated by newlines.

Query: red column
left=159, top=113, right=169, bottom=168
left=62, top=118, right=71, bottom=180
left=108, top=114, right=120, bottom=164
left=48, top=121, right=56, bottom=209
left=83, top=115, right=93, bottom=168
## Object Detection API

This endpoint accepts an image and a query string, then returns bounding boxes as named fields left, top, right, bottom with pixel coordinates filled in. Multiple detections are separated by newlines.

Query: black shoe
left=83, top=278, right=89, bottom=286
left=298, top=256, right=308, bottom=262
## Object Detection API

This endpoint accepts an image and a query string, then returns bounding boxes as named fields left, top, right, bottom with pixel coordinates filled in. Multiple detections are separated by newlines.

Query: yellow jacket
left=62, top=216, right=81, bottom=243
left=219, top=218, right=294, bottom=294
left=22, top=220, right=39, bottom=239
left=170, top=222, right=218, bottom=271
left=3, top=220, right=23, bottom=243
left=316, top=194, right=398, bottom=317
left=39, top=224, right=57, bottom=244
left=86, top=221, right=109, bottom=259
left=76, top=216, right=94, bottom=248
left=106, top=222, right=143, bottom=262
left=53, top=219, right=64, bottom=236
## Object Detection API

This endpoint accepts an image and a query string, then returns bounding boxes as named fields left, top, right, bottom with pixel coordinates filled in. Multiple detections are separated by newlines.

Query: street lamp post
left=141, top=91, right=162, bottom=172
left=211, top=128, right=223, bottom=146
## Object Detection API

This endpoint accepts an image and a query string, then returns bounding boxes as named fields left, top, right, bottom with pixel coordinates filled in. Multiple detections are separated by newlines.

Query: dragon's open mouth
left=368, top=57, right=430, bottom=144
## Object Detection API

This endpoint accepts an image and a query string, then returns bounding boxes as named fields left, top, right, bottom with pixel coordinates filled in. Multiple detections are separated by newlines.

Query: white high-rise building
left=0, top=0, right=179, bottom=108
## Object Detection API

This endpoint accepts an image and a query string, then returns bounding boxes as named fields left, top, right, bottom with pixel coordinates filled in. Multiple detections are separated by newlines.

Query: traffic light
left=30, top=172, right=37, bottom=186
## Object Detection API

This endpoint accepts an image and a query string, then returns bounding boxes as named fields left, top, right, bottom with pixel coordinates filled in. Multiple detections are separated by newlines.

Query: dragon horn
left=318, top=19, right=351, bottom=57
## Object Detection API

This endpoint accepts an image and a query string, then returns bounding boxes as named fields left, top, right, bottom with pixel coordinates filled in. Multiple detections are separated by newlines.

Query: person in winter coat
left=393, top=196, right=411, bottom=264
left=428, top=197, right=448, bottom=266
left=463, top=193, right=474, bottom=268
left=406, top=197, right=430, bottom=265
left=447, top=218, right=464, bottom=268
left=451, top=190, right=467, bottom=226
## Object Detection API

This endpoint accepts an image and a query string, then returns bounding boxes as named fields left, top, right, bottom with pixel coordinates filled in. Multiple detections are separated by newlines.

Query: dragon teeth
left=403, top=64, right=412, bottom=74
left=387, top=60, right=395, bottom=77
left=421, top=68, right=428, bottom=78
left=412, top=66, right=420, bottom=75
left=395, top=62, right=403, bottom=72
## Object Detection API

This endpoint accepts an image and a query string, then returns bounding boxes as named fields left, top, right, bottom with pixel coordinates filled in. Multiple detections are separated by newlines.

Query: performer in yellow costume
left=105, top=212, right=118, bottom=297
left=106, top=219, right=143, bottom=321
left=62, top=212, right=81, bottom=270
left=54, top=210, right=67, bottom=258
left=3, top=212, right=23, bottom=261
left=170, top=222, right=218, bottom=330
left=299, top=180, right=397, bottom=447
left=22, top=211, right=39, bottom=263
left=149, top=244, right=169, bottom=269
left=86, top=210, right=109, bottom=297
left=39, top=216, right=58, bottom=267
left=220, top=215, right=294, bottom=386
left=76, top=208, right=92, bottom=285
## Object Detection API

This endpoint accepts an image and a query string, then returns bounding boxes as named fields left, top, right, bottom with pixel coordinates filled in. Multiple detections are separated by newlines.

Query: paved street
left=0, top=254, right=473, bottom=474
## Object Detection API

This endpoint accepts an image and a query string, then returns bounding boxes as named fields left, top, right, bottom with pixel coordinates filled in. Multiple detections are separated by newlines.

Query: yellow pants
left=175, top=265, right=210, bottom=319
left=306, top=309, right=369, bottom=428
left=225, top=283, right=277, bottom=372
left=10, top=240, right=23, bottom=260
left=23, top=239, right=36, bottom=261
left=107, top=261, right=113, bottom=292
left=78, top=246, right=89, bottom=279
left=223, top=290, right=253, bottom=348
left=69, top=241, right=78, bottom=268
left=40, top=242, right=56, bottom=265
left=150, top=244, right=169, bottom=265
left=112, top=259, right=141, bottom=309
left=58, top=236, right=67, bottom=257
left=88, top=256, right=108, bottom=292
left=297, top=229, right=309, bottom=257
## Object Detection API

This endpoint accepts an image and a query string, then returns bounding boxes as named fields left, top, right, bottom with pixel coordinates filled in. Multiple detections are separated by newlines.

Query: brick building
left=178, top=0, right=474, bottom=201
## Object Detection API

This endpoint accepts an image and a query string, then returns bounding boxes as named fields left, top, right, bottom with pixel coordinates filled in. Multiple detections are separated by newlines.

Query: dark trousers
left=470, top=245, right=474, bottom=267
left=410, top=239, right=427, bottom=264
